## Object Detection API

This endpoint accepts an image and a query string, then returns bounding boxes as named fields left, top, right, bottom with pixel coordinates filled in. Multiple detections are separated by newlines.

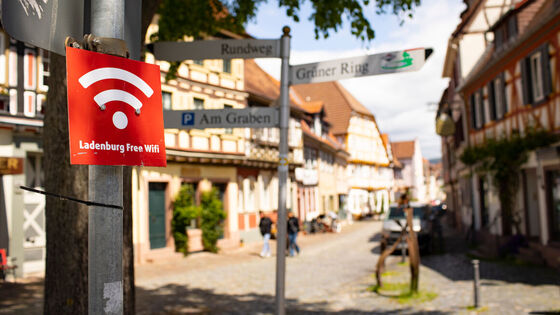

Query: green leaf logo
left=381, top=51, right=414, bottom=70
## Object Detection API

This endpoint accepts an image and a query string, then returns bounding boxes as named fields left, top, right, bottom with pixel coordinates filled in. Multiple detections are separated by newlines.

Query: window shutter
left=470, top=94, right=477, bottom=130
left=478, top=90, right=485, bottom=127
left=541, top=43, right=553, bottom=97
left=500, top=72, right=508, bottom=118
left=520, top=57, right=532, bottom=105
left=488, top=82, right=497, bottom=121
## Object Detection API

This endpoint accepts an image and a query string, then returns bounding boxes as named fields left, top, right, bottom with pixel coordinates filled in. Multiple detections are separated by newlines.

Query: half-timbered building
left=439, top=0, right=560, bottom=267
left=293, top=82, right=392, bottom=219
left=0, top=29, right=48, bottom=277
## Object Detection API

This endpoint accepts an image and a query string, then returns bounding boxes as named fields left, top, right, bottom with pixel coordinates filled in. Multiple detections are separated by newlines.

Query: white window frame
left=23, top=91, right=36, bottom=117
left=530, top=52, right=544, bottom=102
left=193, top=97, right=204, bottom=110
left=0, top=33, right=5, bottom=85
left=23, top=48, right=37, bottom=90
left=39, top=49, right=49, bottom=91
left=162, top=91, right=172, bottom=110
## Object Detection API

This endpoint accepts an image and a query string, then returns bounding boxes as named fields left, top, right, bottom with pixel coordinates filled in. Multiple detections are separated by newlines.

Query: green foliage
left=460, top=128, right=559, bottom=234
left=172, top=184, right=201, bottom=255
left=395, top=290, right=438, bottom=305
left=154, top=0, right=420, bottom=43
left=466, top=306, right=489, bottom=312
left=200, top=188, right=227, bottom=253
left=368, top=281, right=437, bottom=304
left=152, top=0, right=421, bottom=79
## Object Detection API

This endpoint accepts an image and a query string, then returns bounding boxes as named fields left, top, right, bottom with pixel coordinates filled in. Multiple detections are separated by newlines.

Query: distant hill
left=429, top=158, right=442, bottom=164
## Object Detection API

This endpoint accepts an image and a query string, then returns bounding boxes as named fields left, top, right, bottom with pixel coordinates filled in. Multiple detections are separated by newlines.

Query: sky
left=245, top=0, right=466, bottom=160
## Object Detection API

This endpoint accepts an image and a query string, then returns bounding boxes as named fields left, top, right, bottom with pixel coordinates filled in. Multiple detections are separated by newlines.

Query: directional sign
left=149, top=39, right=281, bottom=61
left=66, top=47, right=166, bottom=166
left=290, top=48, right=432, bottom=85
left=2, top=0, right=84, bottom=55
left=164, top=108, right=279, bottom=129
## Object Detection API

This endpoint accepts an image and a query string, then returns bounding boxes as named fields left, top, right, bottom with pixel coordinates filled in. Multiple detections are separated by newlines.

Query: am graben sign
left=164, top=107, right=279, bottom=129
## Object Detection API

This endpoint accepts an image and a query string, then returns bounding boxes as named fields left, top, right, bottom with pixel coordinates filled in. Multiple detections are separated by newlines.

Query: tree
left=172, top=184, right=201, bottom=255
left=200, top=188, right=226, bottom=253
left=43, top=1, right=421, bottom=313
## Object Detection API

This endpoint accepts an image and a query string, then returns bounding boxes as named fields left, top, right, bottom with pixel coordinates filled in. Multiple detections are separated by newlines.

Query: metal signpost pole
left=89, top=1, right=125, bottom=314
left=275, top=26, right=290, bottom=315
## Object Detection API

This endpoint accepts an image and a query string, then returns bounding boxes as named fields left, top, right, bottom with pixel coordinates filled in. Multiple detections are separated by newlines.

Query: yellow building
left=133, top=24, right=249, bottom=262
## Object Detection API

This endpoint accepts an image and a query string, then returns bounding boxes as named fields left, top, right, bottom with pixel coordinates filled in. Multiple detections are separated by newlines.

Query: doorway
left=149, top=182, right=167, bottom=249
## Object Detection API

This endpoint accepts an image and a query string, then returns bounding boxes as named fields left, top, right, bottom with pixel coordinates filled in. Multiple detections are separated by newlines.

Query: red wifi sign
left=66, top=46, right=166, bottom=167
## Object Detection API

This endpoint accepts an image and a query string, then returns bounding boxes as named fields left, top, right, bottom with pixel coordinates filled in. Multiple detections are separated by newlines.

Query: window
left=193, top=97, right=204, bottom=109
left=223, top=59, right=231, bottom=73
left=470, top=89, right=486, bottom=130
left=488, top=74, right=508, bottom=121
left=493, top=74, right=508, bottom=119
left=0, top=94, right=8, bottom=113
left=521, top=44, right=552, bottom=105
left=530, top=53, right=544, bottom=102
left=162, top=91, right=172, bottom=110
left=224, top=104, right=233, bottom=134
left=40, top=49, right=49, bottom=89
left=493, top=15, right=517, bottom=49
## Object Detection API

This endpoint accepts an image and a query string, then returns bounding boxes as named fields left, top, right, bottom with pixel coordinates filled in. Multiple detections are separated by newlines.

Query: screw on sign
left=66, top=46, right=166, bottom=166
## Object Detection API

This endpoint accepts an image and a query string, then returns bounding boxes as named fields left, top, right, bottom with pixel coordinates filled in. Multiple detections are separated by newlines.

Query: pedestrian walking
left=259, top=211, right=272, bottom=257
left=287, top=211, right=300, bottom=256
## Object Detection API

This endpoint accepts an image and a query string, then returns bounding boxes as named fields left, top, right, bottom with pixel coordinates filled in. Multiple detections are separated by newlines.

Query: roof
left=380, top=134, right=402, bottom=168
left=391, top=141, right=416, bottom=160
left=451, top=0, right=484, bottom=38
left=292, top=81, right=373, bottom=135
left=299, top=100, right=324, bottom=114
left=300, top=120, right=347, bottom=154
left=244, top=59, right=280, bottom=101
left=244, top=60, right=310, bottom=115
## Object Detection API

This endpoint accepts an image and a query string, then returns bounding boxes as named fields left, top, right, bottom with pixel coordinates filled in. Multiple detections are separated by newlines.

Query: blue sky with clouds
left=245, top=0, right=466, bottom=160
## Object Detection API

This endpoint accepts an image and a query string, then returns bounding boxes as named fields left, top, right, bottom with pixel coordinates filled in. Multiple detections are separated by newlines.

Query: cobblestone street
left=134, top=219, right=560, bottom=315
left=1, top=219, right=559, bottom=314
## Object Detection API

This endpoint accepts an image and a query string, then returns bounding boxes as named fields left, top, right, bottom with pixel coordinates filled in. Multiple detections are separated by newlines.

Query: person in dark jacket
left=259, top=211, right=272, bottom=257
left=287, top=211, right=300, bottom=256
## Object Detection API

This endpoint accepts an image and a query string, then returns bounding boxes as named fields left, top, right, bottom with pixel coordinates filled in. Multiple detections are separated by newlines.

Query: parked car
left=381, top=202, right=432, bottom=253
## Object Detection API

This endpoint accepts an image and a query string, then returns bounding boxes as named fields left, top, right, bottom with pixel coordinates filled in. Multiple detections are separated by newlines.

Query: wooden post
left=406, top=207, right=420, bottom=293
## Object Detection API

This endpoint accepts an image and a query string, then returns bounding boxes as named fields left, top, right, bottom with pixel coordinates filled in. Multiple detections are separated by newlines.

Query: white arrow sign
left=149, top=39, right=281, bottom=61
left=164, top=107, right=279, bottom=129
left=290, top=48, right=431, bottom=85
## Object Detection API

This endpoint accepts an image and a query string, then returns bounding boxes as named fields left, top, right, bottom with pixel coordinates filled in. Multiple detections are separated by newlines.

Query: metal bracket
left=65, top=34, right=129, bottom=58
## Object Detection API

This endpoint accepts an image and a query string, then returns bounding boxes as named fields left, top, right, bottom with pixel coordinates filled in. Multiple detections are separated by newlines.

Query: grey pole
left=275, top=26, right=291, bottom=315
left=89, top=1, right=125, bottom=314
left=472, top=259, right=480, bottom=308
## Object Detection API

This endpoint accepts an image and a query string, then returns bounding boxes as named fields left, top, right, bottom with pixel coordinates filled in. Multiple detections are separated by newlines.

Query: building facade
left=438, top=0, right=560, bottom=267
left=391, top=139, right=426, bottom=202
left=293, top=82, right=392, bottom=218
left=0, top=31, right=48, bottom=277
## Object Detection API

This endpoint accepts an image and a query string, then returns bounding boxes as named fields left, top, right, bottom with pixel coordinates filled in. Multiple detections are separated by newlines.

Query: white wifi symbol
left=78, top=67, right=154, bottom=129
